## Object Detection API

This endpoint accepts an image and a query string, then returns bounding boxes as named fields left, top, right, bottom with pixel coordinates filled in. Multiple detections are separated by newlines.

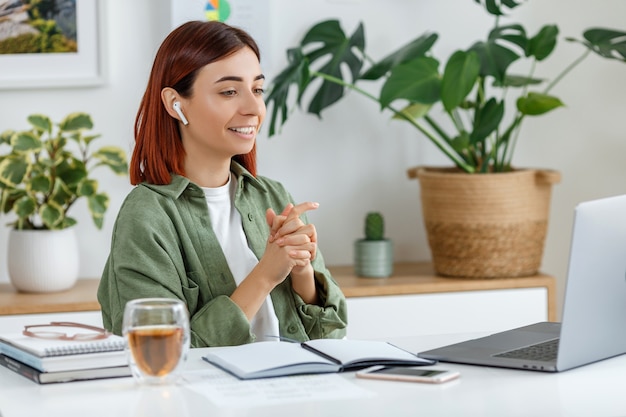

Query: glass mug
left=122, top=298, right=190, bottom=385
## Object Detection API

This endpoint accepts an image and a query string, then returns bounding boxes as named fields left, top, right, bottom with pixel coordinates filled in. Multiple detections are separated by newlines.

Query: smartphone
left=356, top=366, right=460, bottom=384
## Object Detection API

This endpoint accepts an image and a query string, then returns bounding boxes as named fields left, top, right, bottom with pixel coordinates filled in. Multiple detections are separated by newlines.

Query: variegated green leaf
left=92, top=146, right=129, bottom=175
left=28, top=175, right=51, bottom=194
left=40, top=202, right=64, bottom=228
left=14, top=195, right=37, bottom=218
left=57, top=158, right=88, bottom=188
left=0, top=189, right=26, bottom=214
left=88, top=193, right=109, bottom=230
left=83, top=134, right=102, bottom=146
left=11, top=131, right=42, bottom=153
left=77, top=178, right=97, bottom=197
left=59, top=112, right=93, bottom=132
left=59, top=217, right=78, bottom=229
left=0, top=156, right=28, bottom=187
left=27, top=114, right=52, bottom=133
left=50, top=178, right=73, bottom=206
left=0, top=130, right=15, bottom=145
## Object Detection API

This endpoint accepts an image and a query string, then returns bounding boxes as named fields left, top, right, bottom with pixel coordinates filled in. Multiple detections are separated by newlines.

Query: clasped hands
left=231, top=202, right=321, bottom=315
left=262, top=202, right=320, bottom=305
left=265, top=202, right=318, bottom=268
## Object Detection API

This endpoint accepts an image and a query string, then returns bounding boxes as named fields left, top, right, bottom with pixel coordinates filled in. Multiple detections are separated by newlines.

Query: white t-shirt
left=202, top=174, right=280, bottom=342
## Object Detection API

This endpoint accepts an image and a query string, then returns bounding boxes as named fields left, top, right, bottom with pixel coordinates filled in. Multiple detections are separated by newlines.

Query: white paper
left=183, top=368, right=374, bottom=408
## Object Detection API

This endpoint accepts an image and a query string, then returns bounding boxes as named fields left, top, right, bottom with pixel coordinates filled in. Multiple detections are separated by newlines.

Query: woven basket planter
left=407, top=167, right=561, bottom=278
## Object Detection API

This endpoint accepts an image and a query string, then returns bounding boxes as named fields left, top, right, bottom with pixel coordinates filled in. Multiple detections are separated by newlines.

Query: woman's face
left=180, top=46, right=265, bottom=164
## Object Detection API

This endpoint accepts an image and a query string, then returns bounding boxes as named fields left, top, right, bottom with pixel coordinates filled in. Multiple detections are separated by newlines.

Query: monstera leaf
left=266, top=20, right=364, bottom=136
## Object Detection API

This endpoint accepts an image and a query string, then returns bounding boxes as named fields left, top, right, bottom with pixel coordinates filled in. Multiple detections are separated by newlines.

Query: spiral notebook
left=0, top=330, right=127, bottom=373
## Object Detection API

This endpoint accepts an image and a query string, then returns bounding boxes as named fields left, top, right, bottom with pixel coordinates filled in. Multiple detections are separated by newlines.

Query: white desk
left=1, top=314, right=625, bottom=417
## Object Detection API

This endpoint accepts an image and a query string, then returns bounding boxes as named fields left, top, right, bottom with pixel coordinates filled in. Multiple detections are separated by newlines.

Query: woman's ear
left=161, top=87, right=188, bottom=126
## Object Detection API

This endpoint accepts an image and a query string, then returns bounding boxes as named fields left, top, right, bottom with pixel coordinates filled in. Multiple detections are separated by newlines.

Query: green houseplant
left=266, top=1, right=626, bottom=174
left=264, top=0, right=626, bottom=278
left=0, top=112, right=128, bottom=292
left=354, top=212, right=393, bottom=278
left=0, top=112, right=128, bottom=230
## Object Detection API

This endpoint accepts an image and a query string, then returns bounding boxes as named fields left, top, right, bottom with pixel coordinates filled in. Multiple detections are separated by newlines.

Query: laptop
left=419, top=194, right=626, bottom=372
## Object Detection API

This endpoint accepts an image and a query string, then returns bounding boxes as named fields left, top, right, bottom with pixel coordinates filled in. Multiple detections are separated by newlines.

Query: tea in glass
left=123, top=298, right=190, bottom=384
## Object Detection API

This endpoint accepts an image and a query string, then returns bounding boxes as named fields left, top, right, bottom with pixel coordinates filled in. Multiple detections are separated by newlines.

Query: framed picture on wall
left=0, top=0, right=103, bottom=90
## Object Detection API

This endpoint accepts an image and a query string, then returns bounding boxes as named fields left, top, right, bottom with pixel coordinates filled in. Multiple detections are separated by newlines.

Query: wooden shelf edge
left=329, top=262, right=557, bottom=321
left=0, top=279, right=101, bottom=316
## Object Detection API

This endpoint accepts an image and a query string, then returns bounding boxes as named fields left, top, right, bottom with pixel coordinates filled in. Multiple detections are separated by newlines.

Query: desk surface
left=0, top=262, right=556, bottom=319
left=0, top=324, right=623, bottom=417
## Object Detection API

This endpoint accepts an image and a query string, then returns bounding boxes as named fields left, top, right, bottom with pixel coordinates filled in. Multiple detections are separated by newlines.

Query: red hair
left=130, top=21, right=260, bottom=185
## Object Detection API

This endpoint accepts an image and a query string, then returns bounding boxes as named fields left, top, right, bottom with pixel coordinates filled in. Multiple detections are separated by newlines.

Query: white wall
left=1, top=0, right=625, bottom=319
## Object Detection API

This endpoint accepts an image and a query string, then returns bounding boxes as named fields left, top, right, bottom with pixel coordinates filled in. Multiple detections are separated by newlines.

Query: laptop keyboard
left=493, top=338, right=560, bottom=362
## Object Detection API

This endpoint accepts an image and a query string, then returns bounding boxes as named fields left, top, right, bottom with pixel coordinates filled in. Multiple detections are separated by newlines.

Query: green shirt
left=97, top=162, right=348, bottom=347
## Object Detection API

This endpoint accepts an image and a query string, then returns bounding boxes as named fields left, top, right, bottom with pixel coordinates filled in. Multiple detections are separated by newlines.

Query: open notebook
left=203, top=338, right=434, bottom=379
left=419, top=194, right=626, bottom=372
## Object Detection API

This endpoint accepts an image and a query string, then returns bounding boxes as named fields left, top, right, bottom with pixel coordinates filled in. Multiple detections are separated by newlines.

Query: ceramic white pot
left=8, top=228, right=80, bottom=293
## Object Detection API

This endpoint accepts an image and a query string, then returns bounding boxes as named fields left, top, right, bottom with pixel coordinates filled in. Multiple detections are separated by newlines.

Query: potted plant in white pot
left=354, top=212, right=393, bottom=278
left=264, top=0, right=626, bottom=278
left=0, top=112, right=128, bottom=292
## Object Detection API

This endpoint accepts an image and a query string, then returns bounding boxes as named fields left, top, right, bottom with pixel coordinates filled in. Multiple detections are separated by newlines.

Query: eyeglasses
left=23, top=322, right=111, bottom=341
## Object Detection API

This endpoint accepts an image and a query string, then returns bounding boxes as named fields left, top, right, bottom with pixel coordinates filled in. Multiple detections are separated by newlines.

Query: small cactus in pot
left=364, top=212, right=385, bottom=241
left=354, top=212, right=393, bottom=278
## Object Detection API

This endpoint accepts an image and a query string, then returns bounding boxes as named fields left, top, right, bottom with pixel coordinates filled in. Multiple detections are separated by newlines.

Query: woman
left=97, top=21, right=348, bottom=347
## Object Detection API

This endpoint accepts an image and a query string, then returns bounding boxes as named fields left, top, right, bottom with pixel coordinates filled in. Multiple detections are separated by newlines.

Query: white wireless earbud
left=173, top=101, right=189, bottom=126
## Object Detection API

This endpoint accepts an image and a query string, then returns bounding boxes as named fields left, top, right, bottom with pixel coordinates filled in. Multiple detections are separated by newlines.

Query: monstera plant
left=265, top=0, right=626, bottom=174
left=0, top=112, right=128, bottom=229
left=264, top=0, right=626, bottom=279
